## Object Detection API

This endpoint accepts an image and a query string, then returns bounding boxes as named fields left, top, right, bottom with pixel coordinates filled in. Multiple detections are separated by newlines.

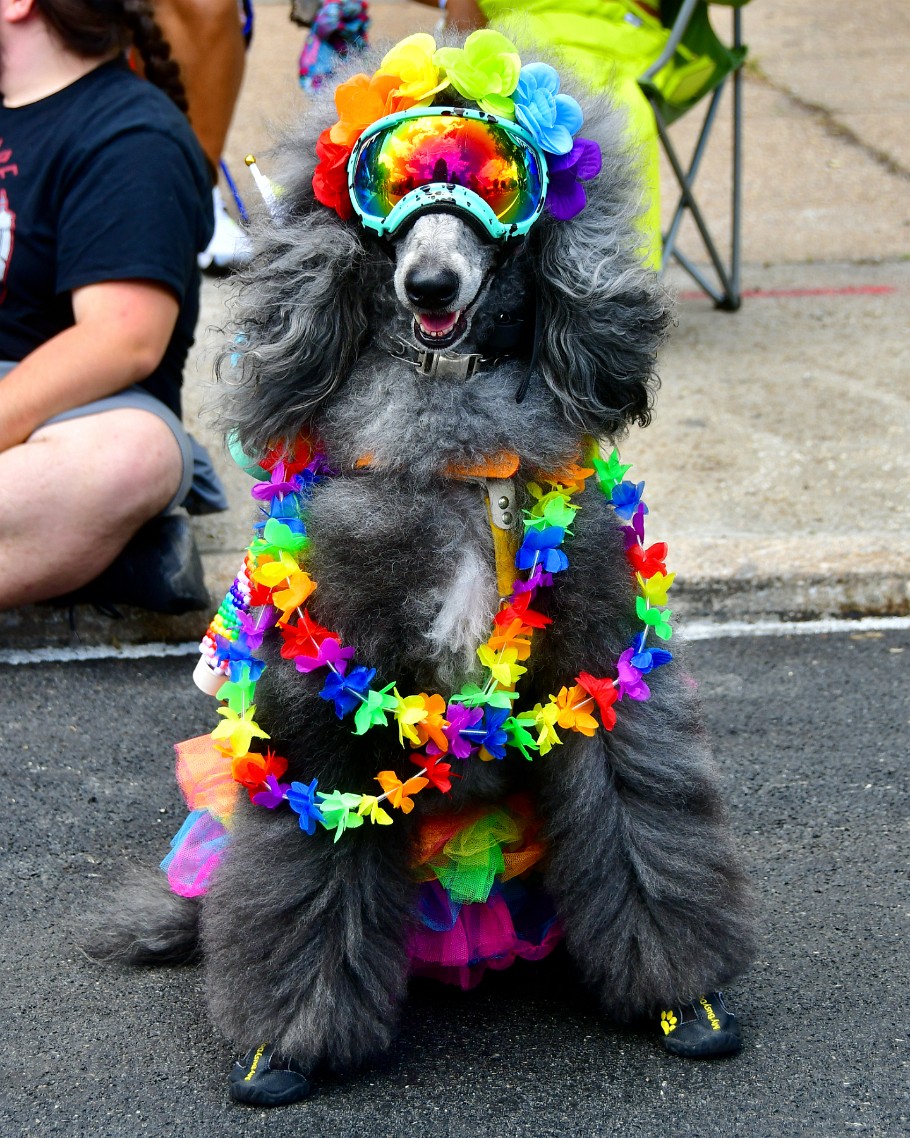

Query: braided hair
left=35, top=0, right=188, bottom=111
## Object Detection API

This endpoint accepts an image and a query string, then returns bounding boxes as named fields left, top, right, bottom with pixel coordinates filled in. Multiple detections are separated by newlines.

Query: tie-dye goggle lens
left=348, top=110, right=548, bottom=241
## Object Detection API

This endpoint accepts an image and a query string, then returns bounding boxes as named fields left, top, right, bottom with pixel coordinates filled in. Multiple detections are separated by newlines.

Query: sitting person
left=0, top=0, right=221, bottom=613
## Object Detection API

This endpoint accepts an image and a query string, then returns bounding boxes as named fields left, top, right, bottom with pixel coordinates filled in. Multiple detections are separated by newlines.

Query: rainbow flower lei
left=313, top=30, right=602, bottom=222
left=197, top=442, right=675, bottom=842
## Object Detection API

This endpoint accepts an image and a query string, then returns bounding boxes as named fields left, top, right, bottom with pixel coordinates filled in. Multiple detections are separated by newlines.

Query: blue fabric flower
left=516, top=526, right=569, bottom=574
left=513, top=63, right=583, bottom=155
left=611, top=480, right=647, bottom=521
left=287, top=777, right=323, bottom=835
left=630, top=631, right=673, bottom=673
left=214, top=636, right=266, bottom=683
left=319, top=665, right=376, bottom=718
left=477, top=706, right=510, bottom=759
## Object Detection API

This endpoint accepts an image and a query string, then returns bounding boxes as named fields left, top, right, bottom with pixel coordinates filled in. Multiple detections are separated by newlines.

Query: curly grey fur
left=92, top=32, right=754, bottom=1078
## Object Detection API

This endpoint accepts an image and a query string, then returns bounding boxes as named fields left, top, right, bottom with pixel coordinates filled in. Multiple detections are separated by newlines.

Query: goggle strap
left=515, top=290, right=544, bottom=405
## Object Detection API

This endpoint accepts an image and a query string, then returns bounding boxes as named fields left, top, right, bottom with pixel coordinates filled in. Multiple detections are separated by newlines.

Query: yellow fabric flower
left=356, top=795, right=394, bottom=826
left=518, top=701, right=562, bottom=756
left=434, top=29, right=521, bottom=118
left=392, top=691, right=430, bottom=746
left=637, top=570, right=676, bottom=607
left=376, top=34, right=448, bottom=106
left=477, top=643, right=527, bottom=688
left=251, top=551, right=300, bottom=587
left=211, top=706, right=270, bottom=759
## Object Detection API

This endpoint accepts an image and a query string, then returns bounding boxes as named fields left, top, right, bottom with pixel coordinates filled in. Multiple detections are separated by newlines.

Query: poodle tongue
left=417, top=311, right=461, bottom=336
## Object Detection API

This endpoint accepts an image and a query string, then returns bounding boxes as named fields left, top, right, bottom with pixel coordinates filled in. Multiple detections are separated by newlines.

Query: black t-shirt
left=0, top=57, right=213, bottom=417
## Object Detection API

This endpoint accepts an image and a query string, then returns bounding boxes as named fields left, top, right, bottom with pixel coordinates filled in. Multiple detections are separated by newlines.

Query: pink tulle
left=407, top=885, right=563, bottom=990
left=161, top=810, right=229, bottom=898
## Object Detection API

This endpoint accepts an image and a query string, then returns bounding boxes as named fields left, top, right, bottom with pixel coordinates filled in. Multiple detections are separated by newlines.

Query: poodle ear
left=217, top=162, right=378, bottom=456
left=530, top=143, right=673, bottom=438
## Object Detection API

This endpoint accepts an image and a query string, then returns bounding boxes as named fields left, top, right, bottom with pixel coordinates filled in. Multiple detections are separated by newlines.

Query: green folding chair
left=639, top=0, right=750, bottom=309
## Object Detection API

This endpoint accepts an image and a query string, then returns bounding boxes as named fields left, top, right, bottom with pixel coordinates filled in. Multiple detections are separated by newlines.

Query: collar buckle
left=415, top=347, right=483, bottom=380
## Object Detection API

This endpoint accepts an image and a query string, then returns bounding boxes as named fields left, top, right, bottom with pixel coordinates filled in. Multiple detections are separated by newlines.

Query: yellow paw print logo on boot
left=660, top=1010, right=678, bottom=1035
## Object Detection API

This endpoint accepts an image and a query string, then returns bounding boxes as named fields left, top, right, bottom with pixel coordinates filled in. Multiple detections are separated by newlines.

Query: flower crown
left=312, top=30, right=603, bottom=224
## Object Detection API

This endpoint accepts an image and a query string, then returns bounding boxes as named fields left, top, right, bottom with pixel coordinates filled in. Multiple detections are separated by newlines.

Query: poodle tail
left=81, top=869, right=201, bottom=965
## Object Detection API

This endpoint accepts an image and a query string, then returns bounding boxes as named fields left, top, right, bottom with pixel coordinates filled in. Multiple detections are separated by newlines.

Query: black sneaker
left=228, top=1043, right=312, bottom=1106
left=658, top=991, right=743, bottom=1058
left=50, top=513, right=210, bottom=615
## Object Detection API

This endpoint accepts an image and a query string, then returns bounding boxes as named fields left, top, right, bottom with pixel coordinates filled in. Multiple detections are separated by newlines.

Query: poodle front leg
left=201, top=801, right=415, bottom=1089
left=538, top=678, right=755, bottom=1024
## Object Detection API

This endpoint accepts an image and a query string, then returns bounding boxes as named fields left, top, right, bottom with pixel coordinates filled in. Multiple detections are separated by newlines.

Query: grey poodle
left=88, top=30, right=755, bottom=1106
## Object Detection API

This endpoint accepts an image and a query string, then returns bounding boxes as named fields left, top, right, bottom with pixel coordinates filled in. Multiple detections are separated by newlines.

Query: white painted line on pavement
left=3, top=615, right=909, bottom=667
left=3, top=641, right=199, bottom=666
left=682, top=615, right=910, bottom=641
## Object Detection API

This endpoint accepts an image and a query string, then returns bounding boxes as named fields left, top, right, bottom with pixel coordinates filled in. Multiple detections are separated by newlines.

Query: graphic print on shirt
left=0, top=139, right=18, bottom=306
left=0, top=190, right=16, bottom=304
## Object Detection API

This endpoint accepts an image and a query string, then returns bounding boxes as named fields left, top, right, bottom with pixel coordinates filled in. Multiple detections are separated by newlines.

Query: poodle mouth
left=413, top=310, right=467, bottom=349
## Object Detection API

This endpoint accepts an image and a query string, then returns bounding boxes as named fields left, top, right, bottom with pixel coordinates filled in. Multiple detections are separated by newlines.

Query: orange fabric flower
left=272, top=571, right=316, bottom=623
left=375, top=770, right=429, bottom=813
left=329, top=72, right=410, bottom=148
left=231, top=748, right=288, bottom=792
left=411, top=693, right=450, bottom=753
left=553, top=684, right=599, bottom=736
left=486, top=618, right=534, bottom=661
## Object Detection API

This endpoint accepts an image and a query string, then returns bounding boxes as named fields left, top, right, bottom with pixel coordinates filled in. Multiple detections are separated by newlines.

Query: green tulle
left=428, top=810, right=524, bottom=904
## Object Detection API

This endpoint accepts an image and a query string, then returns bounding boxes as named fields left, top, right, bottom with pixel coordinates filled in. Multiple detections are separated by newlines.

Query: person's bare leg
left=152, top=0, right=246, bottom=171
left=0, top=409, right=183, bottom=608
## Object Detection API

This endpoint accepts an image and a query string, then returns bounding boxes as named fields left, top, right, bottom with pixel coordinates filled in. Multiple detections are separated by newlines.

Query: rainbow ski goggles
left=347, top=107, right=549, bottom=242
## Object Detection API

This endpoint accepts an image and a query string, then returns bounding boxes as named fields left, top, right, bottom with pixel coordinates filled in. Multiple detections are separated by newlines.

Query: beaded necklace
left=196, top=440, right=674, bottom=841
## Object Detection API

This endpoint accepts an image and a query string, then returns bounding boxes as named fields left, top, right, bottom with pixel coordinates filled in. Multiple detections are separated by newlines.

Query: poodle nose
left=404, top=265, right=460, bottom=309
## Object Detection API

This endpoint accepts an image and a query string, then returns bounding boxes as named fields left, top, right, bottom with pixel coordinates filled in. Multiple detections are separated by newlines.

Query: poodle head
left=221, top=30, right=673, bottom=455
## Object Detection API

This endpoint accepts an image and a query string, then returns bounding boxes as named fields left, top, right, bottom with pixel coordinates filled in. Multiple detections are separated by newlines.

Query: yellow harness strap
left=354, top=451, right=522, bottom=599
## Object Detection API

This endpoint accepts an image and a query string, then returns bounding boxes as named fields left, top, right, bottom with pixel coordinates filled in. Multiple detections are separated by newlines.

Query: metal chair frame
left=641, top=0, right=745, bottom=310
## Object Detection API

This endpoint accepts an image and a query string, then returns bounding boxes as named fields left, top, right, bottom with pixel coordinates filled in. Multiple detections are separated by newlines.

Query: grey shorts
left=42, top=387, right=196, bottom=512
left=0, top=364, right=227, bottom=515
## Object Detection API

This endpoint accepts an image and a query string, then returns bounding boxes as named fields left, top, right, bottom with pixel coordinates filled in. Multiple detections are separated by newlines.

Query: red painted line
left=679, top=285, right=898, bottom=301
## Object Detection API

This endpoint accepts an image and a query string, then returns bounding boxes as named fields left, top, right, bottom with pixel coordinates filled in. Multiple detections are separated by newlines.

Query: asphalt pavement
left=1, top=627, right=907, bottom=1137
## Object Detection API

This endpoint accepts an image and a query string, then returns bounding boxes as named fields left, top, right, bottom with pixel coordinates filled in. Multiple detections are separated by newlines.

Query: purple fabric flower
left=620, top=502, right=648, bottom=549
left=545, top=138, right=603, bottom=221
left=250, top=462, right=301, bottom=502
left=513, top=63, right=583, bottom=155
left=294, top=635, right=355, bottom=675
left=251, top=774, right=291, bottom=810
left=616, top=648, right=650, bottom=701
left=513, top=562, right=554, bottom=595
left=438, top=702, right=484, bottom=759
left=236, top=607, right=277, bottom=651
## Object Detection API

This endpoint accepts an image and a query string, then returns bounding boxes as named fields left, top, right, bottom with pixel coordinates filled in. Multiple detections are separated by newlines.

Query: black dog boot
left=229, top=1044, right=312, bottom=1106
left=658, top=991, right=743, bottom=1058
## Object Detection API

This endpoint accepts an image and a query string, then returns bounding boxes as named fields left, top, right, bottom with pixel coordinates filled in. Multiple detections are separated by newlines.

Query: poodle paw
left=228, top=1044, right=312, bottom=1106
left=658, top=991, right=743, bottom=1059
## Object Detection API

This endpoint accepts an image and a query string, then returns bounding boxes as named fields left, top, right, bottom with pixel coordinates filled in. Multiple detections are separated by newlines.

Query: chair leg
left=656, top=5, right=746, bottom=311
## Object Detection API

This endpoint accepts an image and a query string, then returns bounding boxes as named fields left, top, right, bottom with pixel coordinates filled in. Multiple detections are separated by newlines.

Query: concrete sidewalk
left=3, top=0, right=907, bottom=649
